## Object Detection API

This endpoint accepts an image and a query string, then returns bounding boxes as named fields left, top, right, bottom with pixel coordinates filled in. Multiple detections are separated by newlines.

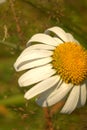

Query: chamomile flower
left=14, top=26, right=87, bottom=114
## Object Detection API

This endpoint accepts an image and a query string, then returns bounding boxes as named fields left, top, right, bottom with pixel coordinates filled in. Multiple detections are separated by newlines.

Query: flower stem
left=0, top=95, right=25, bottom=106
left=9, top=0, right=25, bottom=44
left=43, top=101, right=65, bottom=130
left=43, top=107, right=54, bottom=130
left=0, top=40, right=17, bottom=49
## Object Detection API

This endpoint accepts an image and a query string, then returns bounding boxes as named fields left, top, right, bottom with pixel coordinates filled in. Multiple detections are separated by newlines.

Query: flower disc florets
left=52, top=42, right=87, bottom=85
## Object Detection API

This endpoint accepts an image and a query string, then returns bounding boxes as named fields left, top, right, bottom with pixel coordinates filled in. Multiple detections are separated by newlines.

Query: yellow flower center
left=52, top=42, right=87, bottom=85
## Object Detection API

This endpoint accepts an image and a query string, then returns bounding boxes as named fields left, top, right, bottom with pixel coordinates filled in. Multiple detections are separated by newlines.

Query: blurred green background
left=0, top=0, right=87, bottom=130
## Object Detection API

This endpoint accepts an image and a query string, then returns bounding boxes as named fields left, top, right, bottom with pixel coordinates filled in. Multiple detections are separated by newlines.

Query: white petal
left=61, top=86, right=80, bottom=114
left=18, top=44, right=55, bottom=59
left=74, top=39, right=79, bottom=44
left=53, top=37, right=63, bottom=43
left=24, top=75, right=59, bottom=100
left=14, top=50, right=53, bottom=71
left=16, top=57, right=52, bottom=71
left=18, top=64, right=56, bottom=86
left=45, top=26, right=68, bottom=42
left=78, top=83, right=87, bottom=107
left=27, top=33, right=58, bottom=46
left=66, top=33, right=79, bottom=44
left=24, top=44, right=55, bottom=54
left=66, top=33, right=75, bottom=42
left=36, top=84, right=58, bottom=106
left=36, top=82, right=73, bottom=107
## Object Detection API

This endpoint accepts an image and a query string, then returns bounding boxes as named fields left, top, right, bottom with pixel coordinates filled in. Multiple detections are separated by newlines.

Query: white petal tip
left=24, top=92, right=37, bottom=100
left=60, top=109, right=72, bottom=114
left=14, top=62, right=20, bottom=72
left=60, top=111, right=71, bottom=114
left=18, top=78, right=24, bottom=87
left=14, top=62, right=17, bottom=70
left=24, top=93, right=29, bottom=100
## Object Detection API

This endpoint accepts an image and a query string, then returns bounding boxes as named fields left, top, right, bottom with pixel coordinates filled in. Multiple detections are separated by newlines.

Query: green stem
left=0, top=40, right=17, bottom=49
left=0, top=40, right=23, bottom=51
left=0, top=95, right=25, bottom=106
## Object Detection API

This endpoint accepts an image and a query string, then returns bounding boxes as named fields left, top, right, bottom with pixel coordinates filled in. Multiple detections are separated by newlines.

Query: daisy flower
left=14, top=26, right=87, bottom=114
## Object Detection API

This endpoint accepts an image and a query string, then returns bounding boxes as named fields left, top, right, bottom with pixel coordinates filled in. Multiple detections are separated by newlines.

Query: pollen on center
left=52, top=42, right=87, bottom=85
